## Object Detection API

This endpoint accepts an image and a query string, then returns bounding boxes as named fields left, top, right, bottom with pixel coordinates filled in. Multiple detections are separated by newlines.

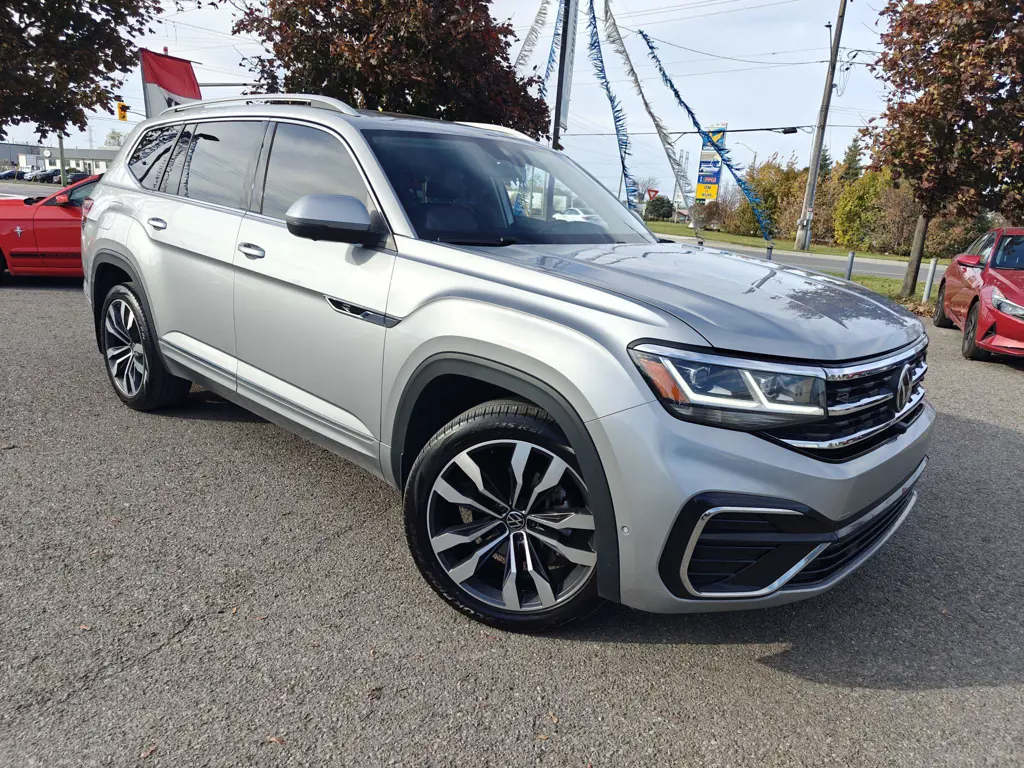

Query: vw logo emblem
left=895, top=364, right=913, bottom=412
left=505, top=510, right=527, bottom=531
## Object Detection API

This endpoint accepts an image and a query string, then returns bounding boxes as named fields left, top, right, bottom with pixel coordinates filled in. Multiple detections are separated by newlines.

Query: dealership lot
left=1, top=280, right=1022, bottom=767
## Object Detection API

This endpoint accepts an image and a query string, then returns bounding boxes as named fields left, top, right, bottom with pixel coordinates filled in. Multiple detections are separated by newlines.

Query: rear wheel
left=932, top=282, right=953, bottom=328
left=961, top=301, right=991, bottom=361
left=100, top=283, right=192, bottom=410
left=404, top=400, right=601, bottom=632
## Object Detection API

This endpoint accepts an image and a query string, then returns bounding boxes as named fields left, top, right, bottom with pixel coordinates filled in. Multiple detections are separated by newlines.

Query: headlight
left=992, top=287, right=1024, bottom=319
left=630, top=344, right=826, bottom=430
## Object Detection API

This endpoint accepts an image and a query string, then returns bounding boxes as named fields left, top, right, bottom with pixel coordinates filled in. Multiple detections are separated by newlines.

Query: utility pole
left=58, top=134, right=66, bottom=187
left=794, top=0, right=847, bottom=251
left=549, top=0, right=574, bottom=152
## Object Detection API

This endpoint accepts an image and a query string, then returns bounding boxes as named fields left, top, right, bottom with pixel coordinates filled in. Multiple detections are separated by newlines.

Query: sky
left=13, top=0, right=889, bottom=197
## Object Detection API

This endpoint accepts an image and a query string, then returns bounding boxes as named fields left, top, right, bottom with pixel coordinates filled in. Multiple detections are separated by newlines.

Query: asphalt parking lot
left=2, top=279, right=1022, bottom=767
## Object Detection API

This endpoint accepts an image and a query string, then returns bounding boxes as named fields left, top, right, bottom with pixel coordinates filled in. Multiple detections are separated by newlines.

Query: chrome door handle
left=147, top=217, right=167, bottom=231
left=237, top=242, right=265, bottom=260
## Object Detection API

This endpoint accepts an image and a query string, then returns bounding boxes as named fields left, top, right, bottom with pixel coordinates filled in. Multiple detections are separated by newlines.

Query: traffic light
left=116, top=102, right=129, bottom=121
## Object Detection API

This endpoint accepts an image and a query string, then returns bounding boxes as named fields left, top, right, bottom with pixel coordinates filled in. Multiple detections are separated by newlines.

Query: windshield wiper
left=439, top=236, right=520, bottom=247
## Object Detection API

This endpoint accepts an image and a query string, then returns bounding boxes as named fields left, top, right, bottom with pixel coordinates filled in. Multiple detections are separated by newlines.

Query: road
left=0, top=179, right=65, bottom=199
left=659, top=233, right=946, bottom=282
left=1, top=281, right=1022, bottom=767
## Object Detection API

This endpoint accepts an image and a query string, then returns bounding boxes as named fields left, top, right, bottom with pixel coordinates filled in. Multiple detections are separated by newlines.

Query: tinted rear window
left=127, top=125, right=181, bottom=191
left=179, top=121, right=265, bottom=209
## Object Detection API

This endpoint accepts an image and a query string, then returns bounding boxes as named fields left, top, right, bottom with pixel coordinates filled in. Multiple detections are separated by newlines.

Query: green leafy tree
left=834, top=170, right=888, bottom=250
left=104, top=129, right=127, bottom=148
left=0, top=0, right=164, bottom=140
left=840, top=137, right=863, bottom=183
left=233, top=0, right=550, bottom=139
left=644, top=195, right=673, bottom=221
left=723, top=155, right=802, bottom=238
left=818, top=145, right=833, bottom=183
left=867, top=0, right=1024, bottom=297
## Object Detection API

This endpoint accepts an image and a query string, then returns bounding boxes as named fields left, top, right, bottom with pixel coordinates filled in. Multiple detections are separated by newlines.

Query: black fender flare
left=391, top=353, right=620, bottom=603
left=90, top=251, right=160, bottom=353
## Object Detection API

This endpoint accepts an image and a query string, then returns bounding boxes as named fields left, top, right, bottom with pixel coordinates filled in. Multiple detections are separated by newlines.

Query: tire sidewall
left=404, top=406, right=600, bottom=632
left=99, top=283, right=160, bottom=408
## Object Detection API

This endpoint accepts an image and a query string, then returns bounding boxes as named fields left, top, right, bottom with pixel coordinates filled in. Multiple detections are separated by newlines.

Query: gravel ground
left=1, top=279, right=1022, bottom=767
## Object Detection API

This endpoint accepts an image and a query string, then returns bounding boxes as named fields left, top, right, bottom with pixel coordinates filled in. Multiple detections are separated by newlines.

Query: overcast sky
left=14, top=0, right=888, bottom=195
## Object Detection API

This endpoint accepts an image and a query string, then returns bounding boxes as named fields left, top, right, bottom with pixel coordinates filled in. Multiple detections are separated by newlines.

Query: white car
left=553, top=207, right=601, bottom=224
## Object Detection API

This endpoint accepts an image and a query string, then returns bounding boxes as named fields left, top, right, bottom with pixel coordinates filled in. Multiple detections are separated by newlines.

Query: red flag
left=140, top=49, right=201, bottom=117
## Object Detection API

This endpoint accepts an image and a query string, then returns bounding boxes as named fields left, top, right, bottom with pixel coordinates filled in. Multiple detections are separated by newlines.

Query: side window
left=179, top=121, right=265, bottom=209
left=159, top=123, right=196, bottom=195
left=994, top=235, right=1024, bottom=270
left=260, top=122, right=376, bottom=221
left=975, top=233, right=997, bottom=264
left=127, top=125, right=181, bottom=191
left=67, top=181, right=97, bottom=206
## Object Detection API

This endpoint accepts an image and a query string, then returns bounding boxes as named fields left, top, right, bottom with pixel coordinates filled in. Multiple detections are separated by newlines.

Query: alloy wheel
left=104, top=299, right=147, bottom=397
left=963, top=305, right=978, bottom=355
left=426, top=440, right=596, bottom=613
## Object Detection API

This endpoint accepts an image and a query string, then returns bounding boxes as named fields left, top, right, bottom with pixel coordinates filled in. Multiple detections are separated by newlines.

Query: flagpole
left=140, top=50, right=152, bottom=118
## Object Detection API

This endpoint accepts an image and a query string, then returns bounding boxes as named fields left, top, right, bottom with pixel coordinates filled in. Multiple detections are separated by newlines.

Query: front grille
left=786, top=492, right=913, bottom=587
left=764, top=340, right=928, bottom=461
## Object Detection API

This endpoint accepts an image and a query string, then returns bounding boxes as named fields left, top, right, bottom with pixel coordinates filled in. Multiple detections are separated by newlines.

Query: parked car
left=67, top=172, right=91, bottom=184
left=0, top=169, right=28, bottom=180
left=933, top=227, right=1024, bottom=359
left=553, top=206, right=601, bottom=224
left=82, top=96, right=933, bottom=631
left=0, top=175, right=100, bottom=279
left=34, top=169, right=63, bottom=183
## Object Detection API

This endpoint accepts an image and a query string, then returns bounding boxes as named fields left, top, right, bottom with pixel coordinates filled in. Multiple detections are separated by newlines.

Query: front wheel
left=961, top=301, right=992, bottom=361
left=404, top=400, right=601, bottom=632
left=100, top=283, right=192, bottom=410
left=932, top=282, right=954, bottom=328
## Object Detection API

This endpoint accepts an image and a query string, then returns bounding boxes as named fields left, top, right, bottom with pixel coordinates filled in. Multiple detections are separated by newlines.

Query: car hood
left=494, top=242, right=924, bottom=361
left=991, top=268, right=1024, bottom=298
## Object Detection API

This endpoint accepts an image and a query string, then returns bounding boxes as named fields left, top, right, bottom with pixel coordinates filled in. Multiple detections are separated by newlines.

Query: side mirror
left=285, top=194, right=377, bottom=246
left=955, top=253, right=982, bottom=268
left=55, top=194, right=70, bottom=206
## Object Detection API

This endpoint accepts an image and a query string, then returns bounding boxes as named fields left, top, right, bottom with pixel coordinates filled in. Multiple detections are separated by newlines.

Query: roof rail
left=455, top=122, right=535, bottom=142
left=161, top=93, right=359, bottom=117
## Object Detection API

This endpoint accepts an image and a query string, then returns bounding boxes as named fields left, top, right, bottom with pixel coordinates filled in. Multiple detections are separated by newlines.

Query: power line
left=622, top=31, right=826, bottom=66
left=566, top=123, right=866, bottom=137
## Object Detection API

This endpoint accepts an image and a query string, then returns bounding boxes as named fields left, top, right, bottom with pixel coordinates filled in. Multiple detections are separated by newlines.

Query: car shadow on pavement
left=1, top=276, right=83, bottom=291
left=557, top=411, right=1024, bottom=693
left=170, top=388, right=266, bottom=423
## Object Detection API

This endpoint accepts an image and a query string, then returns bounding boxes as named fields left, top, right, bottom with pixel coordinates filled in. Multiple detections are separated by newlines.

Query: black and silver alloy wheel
left=405, top=400, right=602, bottom=631
left=427, top=439, right=595, bottom=612
left=104, top=298, right=147, bottom=397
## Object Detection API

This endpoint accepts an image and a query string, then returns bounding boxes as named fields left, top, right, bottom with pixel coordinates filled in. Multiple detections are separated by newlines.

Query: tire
left=99, top=282, right=192, bottom=410
left=932, top=282, right=954, bottom=328
left=961, top=301, right=991, bottom=361
left=404, top=399, right=602, bottom=632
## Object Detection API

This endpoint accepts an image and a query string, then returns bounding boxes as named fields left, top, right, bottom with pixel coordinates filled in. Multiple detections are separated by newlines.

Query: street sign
left=647, top=189, right=660, bottom=201
left=696, top=122, right=727, bottom=202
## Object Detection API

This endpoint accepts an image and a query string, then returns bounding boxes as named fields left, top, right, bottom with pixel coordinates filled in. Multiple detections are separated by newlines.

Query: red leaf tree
left=233, top=0, right=550, bottom=139
left=867, top=0, right=1024, bottom=297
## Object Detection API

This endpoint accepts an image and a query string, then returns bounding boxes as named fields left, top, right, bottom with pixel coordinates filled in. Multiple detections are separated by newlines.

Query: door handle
left=147, top=217, right=167, bottom=231
left=237, top=242, right=265, bottom=260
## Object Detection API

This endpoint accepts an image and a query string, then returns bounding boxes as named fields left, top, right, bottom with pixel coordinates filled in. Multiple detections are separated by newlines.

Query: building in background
left=2, top=143, right=118, bottom=174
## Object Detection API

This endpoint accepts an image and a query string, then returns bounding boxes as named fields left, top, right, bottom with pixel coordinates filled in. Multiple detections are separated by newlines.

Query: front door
left=232, top=121, right=396, bottom=469
left=35, top=179, right=98, bottom=270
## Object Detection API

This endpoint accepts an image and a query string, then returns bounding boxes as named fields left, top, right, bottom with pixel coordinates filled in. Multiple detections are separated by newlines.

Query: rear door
left=232, top=121, right=396, bottom=466
left=132, top=119, right=266, bottom=391
left=36, top=179, right=99, bottom=269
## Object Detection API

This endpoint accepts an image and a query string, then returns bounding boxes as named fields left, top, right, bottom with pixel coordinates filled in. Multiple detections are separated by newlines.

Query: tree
left=867, top=0, right=1024, bottom=297
left=233, top=0, right=549, bottom=139
left=818, top=145, right=833, bottom=183
left=634, top=176, right=662, bottom=203
left=840, top=137, right=863, bottom=183
left=0, top=0, right=164, bottom=140
left=104, top=130, right=127, bottom=148
left=834, top=170, right=888, bottom=250
left=644, top=195, right=673, bottom=220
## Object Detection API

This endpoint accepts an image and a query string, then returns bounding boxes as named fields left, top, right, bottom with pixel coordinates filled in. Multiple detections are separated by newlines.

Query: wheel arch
left=391, top=353, right=620, bottom=603
left=91, top=250, right=159, bottom=353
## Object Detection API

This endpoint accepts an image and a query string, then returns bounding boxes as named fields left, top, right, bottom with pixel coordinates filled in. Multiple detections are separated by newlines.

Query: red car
left=0, top=175, right=100, bottom=280
left=934, top=227, right=1024, bottom=359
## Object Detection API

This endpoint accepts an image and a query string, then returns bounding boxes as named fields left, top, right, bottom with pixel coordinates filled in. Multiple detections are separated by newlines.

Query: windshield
left=993, top=234, right=1024, bottom=270
left=362, top=129, right=654, bottom=246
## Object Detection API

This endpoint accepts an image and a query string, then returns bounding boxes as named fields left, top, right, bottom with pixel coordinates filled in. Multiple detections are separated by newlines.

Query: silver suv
left=82, top=95, right=934, bottom=631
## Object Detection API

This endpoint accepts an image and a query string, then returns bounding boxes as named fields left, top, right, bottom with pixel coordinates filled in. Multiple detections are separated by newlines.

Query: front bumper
left=978, top=300, right=1024, bottom=356
left=589, top=398, right=935, bottom=613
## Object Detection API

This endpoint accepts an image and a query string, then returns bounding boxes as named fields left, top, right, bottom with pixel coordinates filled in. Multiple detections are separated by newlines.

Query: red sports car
left=0, top=175, right=100, bottom=279
left=934, top=227, right=1024, bottom=359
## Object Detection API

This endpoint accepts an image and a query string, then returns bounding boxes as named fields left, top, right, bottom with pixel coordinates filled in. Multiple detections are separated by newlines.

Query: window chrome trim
left=679, top=507, right=828, bottom=599
left=821, top=335, right=928, bottom=381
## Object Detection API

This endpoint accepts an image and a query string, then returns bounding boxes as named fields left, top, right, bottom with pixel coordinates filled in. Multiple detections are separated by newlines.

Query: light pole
left=734, top=141, right=757, bottom=168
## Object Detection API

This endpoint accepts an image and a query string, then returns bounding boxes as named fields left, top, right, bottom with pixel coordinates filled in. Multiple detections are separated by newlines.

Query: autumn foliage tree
left=233, top=0, right=550, bottom=139
left=0, top=0, right=164, bottom=140
left=867, top=0, right=1024, bottom=297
